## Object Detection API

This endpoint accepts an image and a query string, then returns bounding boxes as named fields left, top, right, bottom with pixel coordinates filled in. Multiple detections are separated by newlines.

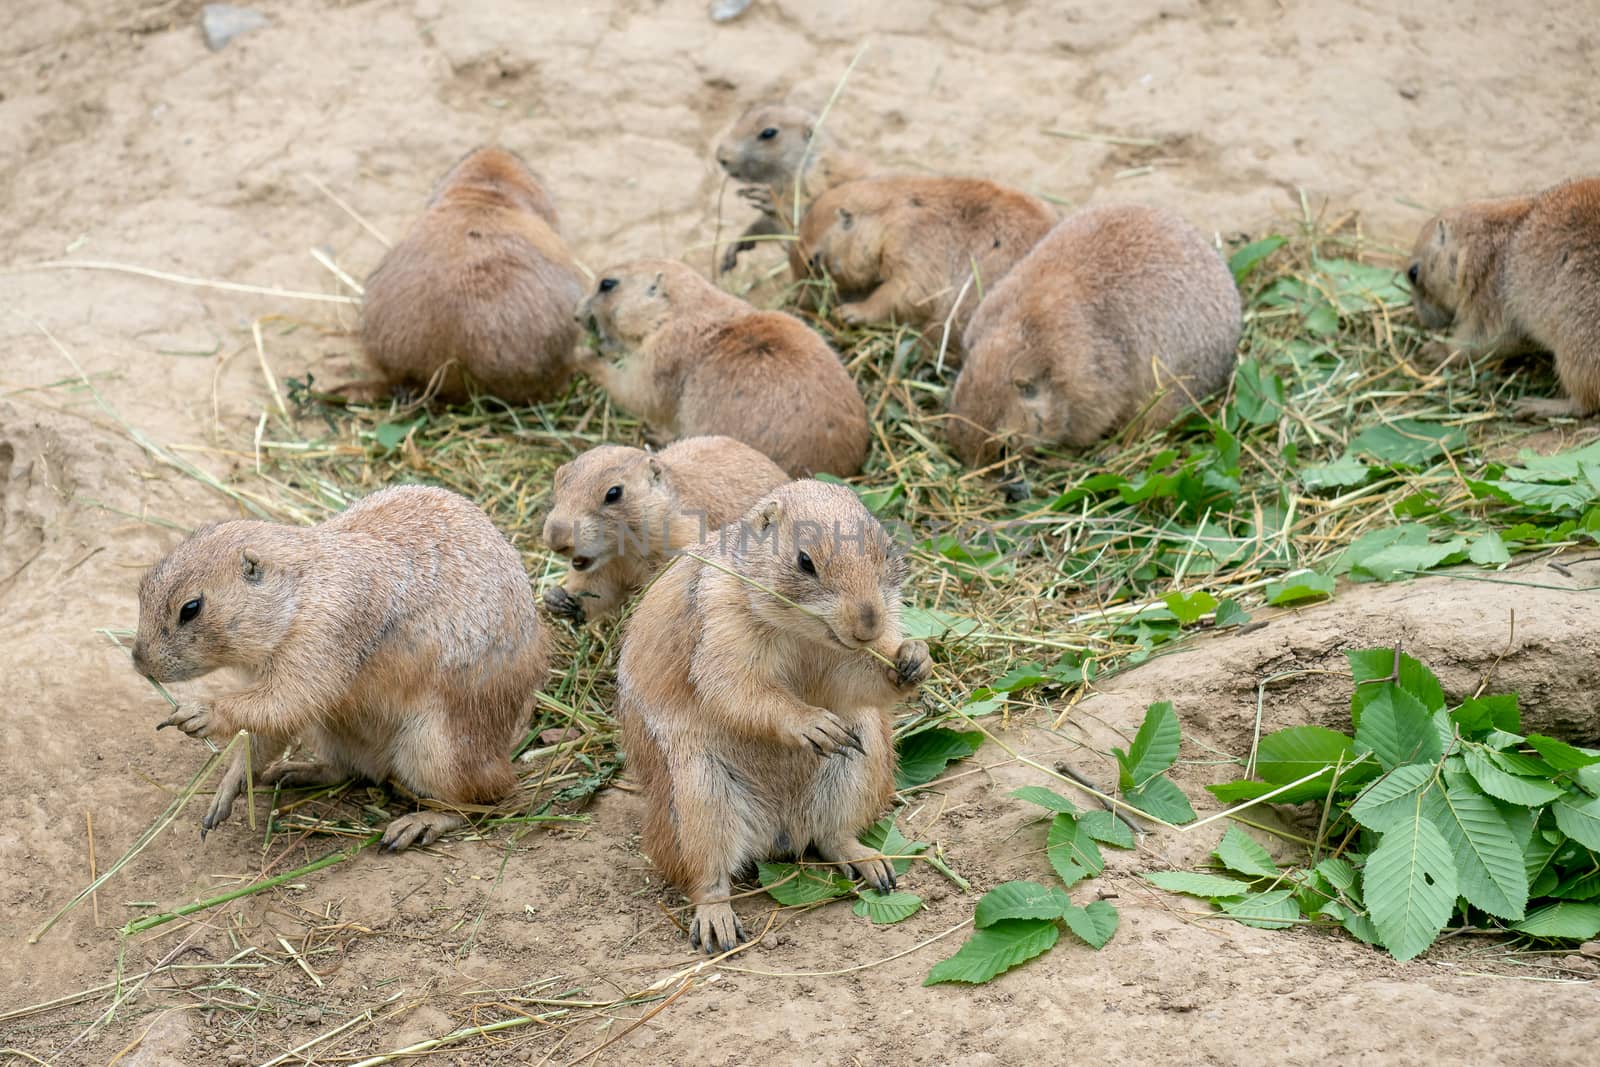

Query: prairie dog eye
left=603, top=485, right=623, bottom=505
left=758, top=127, right=779, bottom=140
left=797, top=550, right=817, bottom=576
left=598, top=278, right=618, bottom=293
left=178, top=597, right=203, bottom=625
left=1406, top=263, right=1420, bottom=286
left=1014, top=378, right=1039, bottom=399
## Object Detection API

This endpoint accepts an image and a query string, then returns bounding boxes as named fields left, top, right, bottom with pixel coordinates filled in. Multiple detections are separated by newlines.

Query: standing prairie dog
left=715, top=103, right=872, bottom=275
left=541, top=435, right=789, bottom=624
left=618, top=480, right=931, bottom=953
left=360, top=146, right=585, bottom=405
left=575, top=259, right=871, bottom=477
left=131, top=486, right=548, bottom=851
left=798, top=176, right=1057, bottom=353
left=948, top=204, right=1242, bottom=468
left=1407, top=177, right=1600, bottom=419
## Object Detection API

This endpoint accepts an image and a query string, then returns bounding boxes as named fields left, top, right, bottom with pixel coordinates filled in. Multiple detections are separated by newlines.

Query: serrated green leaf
left=1553, top=792, right=1600, bottom=850
left=1123, top=775, right=1198, bottom=825
left=1341, top=909, right=1384, bottom=946
left=1213, top=599, right=1251, bottom=628
left=1141, top=871, right=1254, bottom=899
left=1462, top=748, right=1564, bottom=806
left=1552, top=870, right=1600, bottom=901
left=1010, top=785, right=1080, bottom=815
left=1527, top=735, right=1600, bottom=771
left=1490, top=748, right=1554, bottom=777
left=1228, top=235, right=1286, bottom=283
left=1300, top=453, right=1373, bottom=492
left=1351, top=537, right=1468, bottom=582
left=1469, top=530, right=1511, bottom=565
left=1421, top=779, right=1528, bottom=920
left=1061, top=900, right=1119, bottom=948
left=1349, top=763, right=1437, bottom=832
left=1510, top=901, right=1600, bottom=939
left=1356, top=685, right=1442, bottom=770
left=1116, top=701, right=1181, bottom=786
left=1265, top=572, right=1335, bottom=606
left=1214, top=825, right=1280, bottom=878
left=1364, top=812, right=1458, bottom=961
left=758, top=862, right=854, bottom=905
left=895, top=727, right=984, bottom=789
left=1315, top=856, right=1358, bottom=893
left=974, top=881, right=1070, bottom=927
left=924, top=918, right=1060, bottom=986
left=1347, top=649, right=1446, bottom=725
left=372, top=416, right=425, bottom=451
left=1348, top=419, right=1465, bottom=468
left=856, top=816, right=928, bottom=877
left=1162, top=590, right=1218, bottom=626
left=1077, top=810, right=1136, bottom=849
left=1254, top=725, right=1377, bottom=796
left=1046, top=813, right=1105, bottom=889
left=1219, top=889, right=1300, bottom=929
left=1205, top=779, right=1281, bottom=803
left=900, top=606, right=980, bottom=641
left=852, top=889, right=924, bottom=924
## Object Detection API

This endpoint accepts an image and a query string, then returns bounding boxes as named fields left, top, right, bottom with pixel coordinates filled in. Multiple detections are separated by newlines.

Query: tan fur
left=360, top=146, right=585, bottom=404
left=541, top=436, right=789, bottom=624
left=715, top=104, right=872, bottom=275
left=575, top=259, right=871, bottom=477
left=617, top=480, right=931, bottom=952
left=948, top=204, right=1242, bottom=467
left=797, top=176, right=1057, bottom=353
left=1408, top=177, right=1600, bottom=418
left=131, top=486, right=548, bottom=850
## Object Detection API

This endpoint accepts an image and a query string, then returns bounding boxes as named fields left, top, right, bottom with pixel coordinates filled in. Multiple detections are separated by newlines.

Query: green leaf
left=1552, top=870, right=1600, bottom=901
left=1141, top=871, right=1254, bottom=899
left=852, top=889, right=924, bottom=925
left=900, top=606, right=980, bottom=641
left=1350, top=537, right=1468, bottom=582
left=372, top=416, right=425, bottom=451
left=1363, top=812, right=1458, bottom=961
left=1347, top=648, right=1446, bottom=724
left=895, top=728, right=984, bottom=789
left=1553, top=792, right=1600, bottom=850
left=1061, top=900, right=1119, bottom=949
left=989, top=661, right=1049, bottom=694
left=1421, top=779, right=1528, bottom=920
left=1265, top=572, right=1335, bottom=606
left=1355, top=685, right=1442, bottom=770
left=1527, top=735, right=1600, bottom=771
left=856, top=816, right=928, bottom=876
left=1254, top=726, right=1376, bottom=795
left=924, top=918, right=1060, bottom=986
left=1300, top=453, right=1372, bottom=492
left=1220, top=889, right=1300, bottom=930
left=1315, top=856, right=1358, bottom=893
left=1469, top=530, right=1511, bottom=565
left=1162, top=590, right=1218, bottom=626
left=975, top=881, right=1070, bottom=927
left=1348, top=419, right=1465, bottom=468
left=1462, top=748, right=1564, bottom=806
left=1046, top=813, right=1105, bottom=888
left=1123, top=775, right=1198, bottom=825
left=1490, top=748, right=1553, bottom=777
left=1010, top=786, right=1080, bottom=815
left=1510, top=901, right=1600, bottom=940
left=1076, top=810, right=1136, bottom=849
left=758, top=862, right=853, bottom=905
left=1205, top=779, right=1280, bottom=804
left=1213, top=599, right=1252, bottom=628
left=1228, top=235, right=1286, bottom=283
left=1349, top=763, right=1437, bottom=833
left=1233, top=360, right=1286, bottom=425
left=1114, top=701, right=1181, bottom=787
left=1213, top=825, right=1279, bottom=878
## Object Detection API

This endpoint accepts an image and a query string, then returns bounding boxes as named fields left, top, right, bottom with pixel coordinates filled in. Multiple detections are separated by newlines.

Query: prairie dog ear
left=801, top=123, right=814, bottom=141
left=646, top=456, right=665, bottom=484
left=755, top=498, right=783, bottom=532
left=241, top=550, right=264, bottom=583
left=647, top=270, right=664, bottom=297
left=837, top=207, right=854, bottom=231
left=1434, top=218, right=1449, bottom=245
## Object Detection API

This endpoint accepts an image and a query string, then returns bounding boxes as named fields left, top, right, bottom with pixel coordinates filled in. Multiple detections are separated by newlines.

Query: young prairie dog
left=618, top=480, right=931, bottom=953
left=1408, top=177, right=1600, bottom=419
left=575, top=259, right=871, bottom=477
left=715, top=103, right=872, bottom=275
left=360, top=146, right=585, bottom=404
left=131, top=486, right=548, bottom=851
left=541, top=435, right=789, bottom=624
left=798, top=176, right=1057, bottom=351
left=948, top=204, right=1242, bottom=468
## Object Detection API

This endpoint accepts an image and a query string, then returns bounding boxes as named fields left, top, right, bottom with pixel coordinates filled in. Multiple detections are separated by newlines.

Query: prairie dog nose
left=544, top=519, right=575, bottom=556
left=850, top=601, right=882, bottom=644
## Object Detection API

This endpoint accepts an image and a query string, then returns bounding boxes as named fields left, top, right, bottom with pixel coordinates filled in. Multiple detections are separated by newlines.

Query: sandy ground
left=5, top=0, right=1600, bottom=1063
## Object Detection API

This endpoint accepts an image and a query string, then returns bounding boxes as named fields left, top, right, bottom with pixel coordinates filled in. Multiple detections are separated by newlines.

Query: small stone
left=710, top=0, right=753, bottom=22
left=201, top=5, right=269, bottom=51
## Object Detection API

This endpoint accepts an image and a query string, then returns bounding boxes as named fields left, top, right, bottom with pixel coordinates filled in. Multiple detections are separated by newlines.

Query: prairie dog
left=798, top=176, right=1057, bottom=352
left=575, top=259, right=871, bottom=477
left=948, top=204, right=1242, bottom=467
left=360, top=146, right=585, bottom=404
left=542, top=435, right=789, bottom=624
left=715, top=103, right=872, bottom=275
left=618, top=480, right=931, bottom=952
left=132, top=486, right=548, bottom=850
left=1407, top=177, right=1600, bottom=418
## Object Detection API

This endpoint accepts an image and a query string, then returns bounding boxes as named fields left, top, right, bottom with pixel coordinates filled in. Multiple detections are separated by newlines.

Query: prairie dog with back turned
left=132, top=486, right=547, bottom=850
left=618, top=480, right=931, bottom=953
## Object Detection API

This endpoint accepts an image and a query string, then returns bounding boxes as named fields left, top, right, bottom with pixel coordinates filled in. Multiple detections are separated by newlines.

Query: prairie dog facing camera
left=575, top=258, right=871, bottom=477
left=360, top=146, right=585, bottom=404
left=948, top=203, right=1242, bottom=468
left=617, top=479, right=931, bottom=953
left=541, top=435, right=789, bottom=625
left=1407, top=177, right=1600, bottom=419
left=132, top=486, right=548, bottom=851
